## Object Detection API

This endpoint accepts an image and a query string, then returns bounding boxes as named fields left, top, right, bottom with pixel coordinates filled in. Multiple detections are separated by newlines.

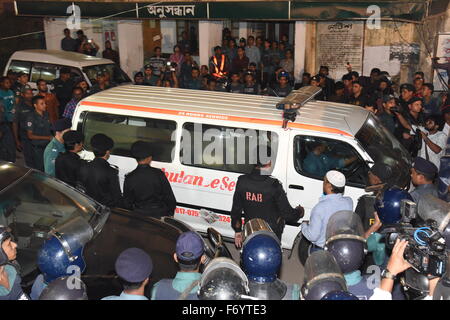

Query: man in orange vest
left=209, top=46, right=229, bottom=80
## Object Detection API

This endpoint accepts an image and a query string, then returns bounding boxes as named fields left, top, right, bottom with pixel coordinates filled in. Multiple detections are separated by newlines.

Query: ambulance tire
left=298, top=235, right=311, bottom=266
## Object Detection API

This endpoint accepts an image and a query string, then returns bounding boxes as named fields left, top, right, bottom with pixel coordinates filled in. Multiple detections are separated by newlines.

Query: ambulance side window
left=293, top=135, right=368, bottom=187
left=181, top=122, right=279, bottom=174
left=82, top=112, right=176, bottom=162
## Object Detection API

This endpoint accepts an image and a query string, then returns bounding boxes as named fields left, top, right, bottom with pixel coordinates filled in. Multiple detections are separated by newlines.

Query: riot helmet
left=302, top=250, right=347, bottom=300
left=242, top=233, right=282, bottom=283
left=321, top=290, right=359, bottom=300
left=400, top=269, right=429, bottom=300
left=242, top=218, right=280, bottom=247
left=198, top=257, right=250, bottom=300
left=39, top=276, right=88, bottom=300
left=0, top=226, right=12, bottom=266
left=37, top=217, right=93, bottom=283
left=375, top=188, right=413, bottom=224
left=325, top=211, right=367, bottom=274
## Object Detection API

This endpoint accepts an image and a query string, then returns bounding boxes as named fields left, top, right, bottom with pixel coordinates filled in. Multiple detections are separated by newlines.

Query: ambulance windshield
left=355, top=114, right=411, bottom=188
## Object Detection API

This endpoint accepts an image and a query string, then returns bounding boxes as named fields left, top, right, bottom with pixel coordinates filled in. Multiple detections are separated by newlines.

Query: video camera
left=382, top=199, right=447, bottom=277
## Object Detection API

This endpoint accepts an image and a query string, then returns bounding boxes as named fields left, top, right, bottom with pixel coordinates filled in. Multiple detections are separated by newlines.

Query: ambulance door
left=286, top=132, right=370, bottom=221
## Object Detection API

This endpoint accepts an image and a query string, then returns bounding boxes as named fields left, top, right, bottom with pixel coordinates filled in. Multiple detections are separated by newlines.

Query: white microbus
left=3, top=49, right=131, bottom=92
left=72, top=85, right=411, bottom=249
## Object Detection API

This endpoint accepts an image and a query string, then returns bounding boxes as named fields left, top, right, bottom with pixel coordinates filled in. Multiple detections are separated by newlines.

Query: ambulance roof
left=79, top=85, right=370, bottom=137
left=9, top=50, right=113, bottom=68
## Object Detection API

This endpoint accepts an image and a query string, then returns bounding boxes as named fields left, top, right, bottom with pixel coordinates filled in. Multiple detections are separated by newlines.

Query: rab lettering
left=161, top=168, right=236, bottom=192
left=246, top=192, right=263, bottom=202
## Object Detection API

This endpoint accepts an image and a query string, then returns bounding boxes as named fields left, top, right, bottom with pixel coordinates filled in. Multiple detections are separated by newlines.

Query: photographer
left=160, top=62, right=179, bottom=88
left=417, top=115, right=447, bottom=170
left=78, top=38, right=99, bottom=57
left=377, top=94, right=398, bottom=135
left=370, top=239, right=439, bottom=300
left=180, top=52, right=197, bottom=88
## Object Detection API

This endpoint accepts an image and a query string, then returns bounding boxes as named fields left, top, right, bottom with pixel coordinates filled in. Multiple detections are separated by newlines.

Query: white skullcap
left=326, top=170, right=346, bottom=188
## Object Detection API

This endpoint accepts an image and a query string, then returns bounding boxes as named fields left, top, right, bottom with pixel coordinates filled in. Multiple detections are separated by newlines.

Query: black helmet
left=0, top=226, right=12, bottom=266
left=198, top=258, right=250, bottom=300
left=302, top=251, right=347, bottom=300
left=39, top=276, right=88, bottom=300
left=324, top=211, right=367, bottom=274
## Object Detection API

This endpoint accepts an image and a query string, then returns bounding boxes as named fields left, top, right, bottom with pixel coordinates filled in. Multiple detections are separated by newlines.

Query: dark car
left=0, top=161, right=229, bottom=299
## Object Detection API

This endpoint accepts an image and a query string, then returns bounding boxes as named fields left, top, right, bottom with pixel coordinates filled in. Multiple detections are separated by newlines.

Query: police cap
left=144, top=64, right=153, bottom=70
left=409, top=96, right=423, bottom=104
left=413, top=157, right=438, bottom=176
left=400, top=83, right=414, bottom=92
left=369, top=163, right=393, bottom=183
left=115, top=248, right=153, bottom=283
left=130, top=140, right=153, bottom=160
left=311, top=75, right=321, bottom=83
left=382, top=94, right=396, bottom=103
left=90, top=133, right=114, bottom=152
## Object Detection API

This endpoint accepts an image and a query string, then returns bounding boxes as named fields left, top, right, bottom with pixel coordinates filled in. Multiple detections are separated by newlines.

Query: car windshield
left=83, top=63, right=131, bottom=85
left=355, top=114, right=411, bottom=188
left=0, top=171, right=99, bottom=275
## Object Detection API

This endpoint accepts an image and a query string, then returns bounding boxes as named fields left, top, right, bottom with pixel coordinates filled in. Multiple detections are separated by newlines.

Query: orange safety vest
left=212, top=54, right=227, bottom=78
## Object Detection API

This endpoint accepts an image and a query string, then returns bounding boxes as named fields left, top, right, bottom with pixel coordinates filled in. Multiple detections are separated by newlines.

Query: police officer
left=52, top=68, right=74, bottom=117
left=89, top=71, right=109, bottom=95
left=355, top=163, right=393, bottom=233
left=301, top=250, right=348, bottom=300
left=12, top=87, right=36, bottom=167
left=55, top=130, right=87, bottom=188
left=410, top=156, right=438, bottom=203
left=78, top=133, right=123, bottom=207
left=230, top=146, right=304, bottom=246
left=102, top=248, right=153, bottom=300
left=0, top=226, right=29, bottom=300
left=123, top=141, right=176, bottom=218
left=241, top=232, right=300, bottom=300
left=268, top=71, right=292, bottom=97
left=43, top=118, right=72, bottom=176
left=152, top=232, right=206, bottom=300
left=143, top=64, right=160, bottom=86
left=324, top=210, right=374, bottom=300
left=32, top=231, right=88, bottom=300
left=198, top=257, right=250, bottom=300
left=26, top=95, right=53, bottom=171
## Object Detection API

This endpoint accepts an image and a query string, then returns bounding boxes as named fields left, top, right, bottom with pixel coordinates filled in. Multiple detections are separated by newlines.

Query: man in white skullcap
left=301, top=170, right=353, bottom=254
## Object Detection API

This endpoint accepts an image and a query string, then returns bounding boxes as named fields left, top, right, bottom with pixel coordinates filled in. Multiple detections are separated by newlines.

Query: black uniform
left=52, top=78, right=75, bottom=117
left=268, top=85, right=292, bottom=97
left=55, top=152, right=87, bottom=188
left=230, top=169, right=302, bottom=239
left=78, top=157, right=123, bottom=207
left=123, top=164, right=176, bottom=218
left=25, top=110, right=52, bottom=171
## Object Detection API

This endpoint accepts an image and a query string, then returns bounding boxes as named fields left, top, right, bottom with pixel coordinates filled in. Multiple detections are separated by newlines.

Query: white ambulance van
left=72, top=85, right=411, bottom=249
left=3, top=49, right=131, bottom=92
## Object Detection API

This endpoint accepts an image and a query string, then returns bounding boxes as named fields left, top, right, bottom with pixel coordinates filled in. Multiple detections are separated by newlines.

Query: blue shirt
left=345, top=271, right=374, bottom=300
left=151, top=272, right=201, bottom=300
left=303, top=152, right=345, bottom=177
left=30, top=274, right=47, bottom=300
left=0, top=89, right=15, bottom=123
left=0, top=265, right=29, bottom=300
left=301, top=193, right=353, bottom=247
left=410, top=184, right=438, bottom=203
left=44, top=138, right=65, bottom=176
left=102, top=291, right=148, bottom=300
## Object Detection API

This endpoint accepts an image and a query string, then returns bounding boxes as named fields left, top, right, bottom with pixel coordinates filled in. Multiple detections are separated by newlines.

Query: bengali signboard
left=139, top=3, right=207, bottom=19
left=316, top=21, right=364, bottom=81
